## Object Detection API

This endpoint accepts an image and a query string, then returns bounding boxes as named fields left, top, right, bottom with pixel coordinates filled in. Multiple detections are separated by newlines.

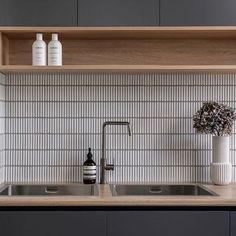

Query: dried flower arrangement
left=193, top=101, right=236, bottom=136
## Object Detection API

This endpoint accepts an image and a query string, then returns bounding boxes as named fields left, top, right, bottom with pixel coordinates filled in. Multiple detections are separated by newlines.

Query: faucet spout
left=100, top=121, right=132, bottom=184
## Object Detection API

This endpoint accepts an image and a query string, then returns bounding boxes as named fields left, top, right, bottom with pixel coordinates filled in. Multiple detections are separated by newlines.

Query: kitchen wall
left=2, top=73, right=236, bottom=183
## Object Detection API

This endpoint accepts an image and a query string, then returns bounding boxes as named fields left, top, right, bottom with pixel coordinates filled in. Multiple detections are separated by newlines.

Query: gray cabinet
left=107, top=211, right=229, bottom=236
left=1, top=0, right=236, bottom=27
left=77, top=0, right=159, bottom=26
left=0, top=0, right=77, bottom=26
left=0, top=210, right=231, bottom=236
left=231, top=211, right=236, bottom=235
left=160, top=0, right=236, bottom=26
left=0, top=211, right=106, bottom=236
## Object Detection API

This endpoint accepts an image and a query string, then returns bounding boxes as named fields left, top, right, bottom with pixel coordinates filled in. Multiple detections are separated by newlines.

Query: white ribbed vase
left=210, top=163, right=232, bottom=185
left=210, top=136, right=232, bottom=185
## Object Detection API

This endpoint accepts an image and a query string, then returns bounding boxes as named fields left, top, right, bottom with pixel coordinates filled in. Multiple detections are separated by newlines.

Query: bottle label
left=48, top=44, right=62, bottom=66
left=83, top=166, right=96, bottom=180
left=33, top=45, right=46, bottom=66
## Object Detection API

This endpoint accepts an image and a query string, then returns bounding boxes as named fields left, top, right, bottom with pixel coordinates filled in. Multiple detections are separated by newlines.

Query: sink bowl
left=109, top=184, right=218, bottom=196
left=0, top=184, right=99, bottom=196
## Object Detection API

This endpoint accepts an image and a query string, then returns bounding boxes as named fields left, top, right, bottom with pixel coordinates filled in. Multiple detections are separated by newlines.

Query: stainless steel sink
left=109, top=184, right=218, bottom=196
left=0, top=184, right=99, bottom=196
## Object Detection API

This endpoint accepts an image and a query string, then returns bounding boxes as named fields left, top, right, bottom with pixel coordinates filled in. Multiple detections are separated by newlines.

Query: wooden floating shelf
left=1, top=27, right=236, bottom=74
left=1, top=65, right=236, bottom=74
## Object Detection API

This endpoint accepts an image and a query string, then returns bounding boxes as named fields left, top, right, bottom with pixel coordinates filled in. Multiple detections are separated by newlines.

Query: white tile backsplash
left=3, top=73, right=236, bottom=183
left=0, top=73, right=5, bottom=184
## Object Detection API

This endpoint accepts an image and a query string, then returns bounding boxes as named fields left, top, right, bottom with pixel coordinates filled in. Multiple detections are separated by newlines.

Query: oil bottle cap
left=87, top=148, right=93, bottom=159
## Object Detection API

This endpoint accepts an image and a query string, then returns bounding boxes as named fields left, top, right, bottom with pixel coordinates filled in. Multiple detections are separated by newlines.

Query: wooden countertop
left=0, top=183, right=236, bottom=207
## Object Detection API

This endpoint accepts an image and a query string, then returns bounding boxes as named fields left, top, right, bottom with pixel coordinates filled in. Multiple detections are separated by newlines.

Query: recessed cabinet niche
left=1, top=27, right=236, bottom=73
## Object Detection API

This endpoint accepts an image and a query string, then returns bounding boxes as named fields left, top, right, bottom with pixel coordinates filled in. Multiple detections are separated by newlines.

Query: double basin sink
left=0, top=184, right=218, bottom=197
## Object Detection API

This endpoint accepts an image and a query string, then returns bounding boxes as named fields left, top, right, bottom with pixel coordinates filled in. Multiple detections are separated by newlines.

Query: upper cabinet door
left=77, top=0, right=159, bottom=26
left=160, top=0, right=236, bottom=26
left=0, top=0, right=77, bottom=26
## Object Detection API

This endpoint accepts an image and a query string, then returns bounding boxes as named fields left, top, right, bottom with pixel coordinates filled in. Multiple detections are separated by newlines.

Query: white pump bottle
left=48, top=34, right=62, bottom=66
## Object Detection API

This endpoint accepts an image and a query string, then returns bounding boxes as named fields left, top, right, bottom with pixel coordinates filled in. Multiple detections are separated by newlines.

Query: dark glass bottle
left=83, top=148, right=96, bottom=184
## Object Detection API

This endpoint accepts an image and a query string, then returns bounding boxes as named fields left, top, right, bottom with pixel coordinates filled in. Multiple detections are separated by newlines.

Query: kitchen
left=0, top=0, right=236, bottom=236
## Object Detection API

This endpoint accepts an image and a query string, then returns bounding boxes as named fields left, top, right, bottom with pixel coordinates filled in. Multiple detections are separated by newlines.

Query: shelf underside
left=1, top=65, right=236, bottom=74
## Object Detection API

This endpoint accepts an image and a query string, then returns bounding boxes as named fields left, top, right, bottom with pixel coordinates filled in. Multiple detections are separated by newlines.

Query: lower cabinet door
left=107, top=211, right=229, bottom=236
left=0, top=211, right=106, bottom=236
left=230, top=211, right=236, bottom=235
